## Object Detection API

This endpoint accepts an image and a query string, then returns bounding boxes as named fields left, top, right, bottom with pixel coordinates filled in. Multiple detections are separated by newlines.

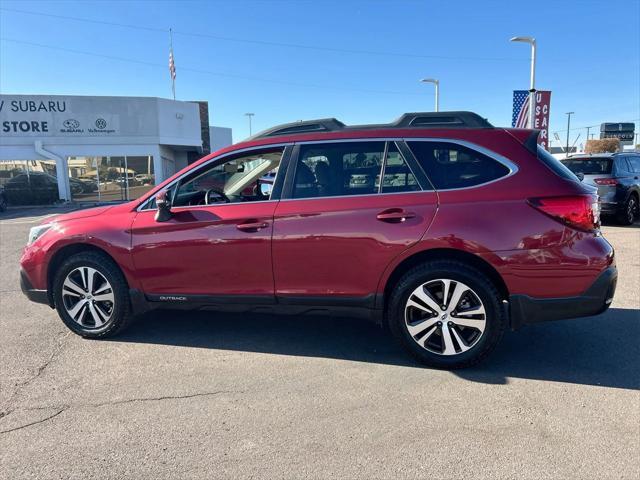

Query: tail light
left=528, top=195, right=600, bottom=232
left=594, top=178, right=618, bottom=186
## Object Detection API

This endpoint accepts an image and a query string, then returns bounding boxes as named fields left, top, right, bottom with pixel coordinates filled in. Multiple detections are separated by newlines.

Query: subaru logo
left=95, top=118, right=107, bottom=129
left=63, top=119, right=80, bottom=129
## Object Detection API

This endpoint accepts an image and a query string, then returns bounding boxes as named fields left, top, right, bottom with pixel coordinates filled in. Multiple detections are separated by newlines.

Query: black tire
left=52, top=251, right=133, bottom=338
left=0, top=195, right=6, bottom=212
left=387, top=260, right=506, bottom=369
left=617, top=194, right=638, bottom=226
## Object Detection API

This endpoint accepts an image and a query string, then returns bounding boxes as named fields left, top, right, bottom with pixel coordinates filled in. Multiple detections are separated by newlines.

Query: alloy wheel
left=61, top=267, right=115, bottom=328
left=404, top=279, right=487, bottom=356
left=628, top=198, right=638, bottom=224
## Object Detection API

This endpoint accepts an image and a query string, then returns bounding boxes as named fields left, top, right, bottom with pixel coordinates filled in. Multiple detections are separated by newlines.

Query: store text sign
left=0, top=96, right=121, bottom=137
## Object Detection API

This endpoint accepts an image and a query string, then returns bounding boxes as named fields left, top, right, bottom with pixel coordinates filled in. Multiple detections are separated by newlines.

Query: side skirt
left=130, top=290, right=382, bottom=324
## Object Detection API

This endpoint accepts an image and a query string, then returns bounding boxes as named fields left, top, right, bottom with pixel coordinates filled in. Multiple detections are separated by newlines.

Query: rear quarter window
left=407, top=141, right=510, bottom=189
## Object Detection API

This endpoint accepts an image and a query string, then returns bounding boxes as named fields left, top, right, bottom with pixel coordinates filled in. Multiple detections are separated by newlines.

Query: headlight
left=27, top=224, right=52, bottom=245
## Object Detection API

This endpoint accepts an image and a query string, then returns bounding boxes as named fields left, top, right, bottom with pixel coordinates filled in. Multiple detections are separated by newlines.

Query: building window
left=0, top=160, right=59, bottom=205
left=68, top=155, right=155, bottom=202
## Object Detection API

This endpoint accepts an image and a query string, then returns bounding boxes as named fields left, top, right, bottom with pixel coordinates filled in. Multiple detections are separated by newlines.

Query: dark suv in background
left=562, top=152, right=640, bottom=225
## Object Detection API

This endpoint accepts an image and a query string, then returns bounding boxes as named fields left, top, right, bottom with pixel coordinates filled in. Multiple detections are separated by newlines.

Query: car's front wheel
left=388, top=260, right=506, bottom=369
left=53, top=251, right=132, bottom=338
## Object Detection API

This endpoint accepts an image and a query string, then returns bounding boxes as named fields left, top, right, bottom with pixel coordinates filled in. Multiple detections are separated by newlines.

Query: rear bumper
left=600, top=201, right=621, bottom=215
left=509, top=265, right=617, bottom=329
left=20, top=269, right=51, bottom=306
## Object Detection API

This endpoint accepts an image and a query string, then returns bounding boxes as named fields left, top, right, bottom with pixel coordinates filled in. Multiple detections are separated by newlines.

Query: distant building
left=0, top=94, right=232, bottom=205
left=209, top=126, right=233, bottom=153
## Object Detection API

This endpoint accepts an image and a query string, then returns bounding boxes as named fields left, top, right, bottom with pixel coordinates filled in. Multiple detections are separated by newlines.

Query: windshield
left=561, top=157, right=613, bottom=175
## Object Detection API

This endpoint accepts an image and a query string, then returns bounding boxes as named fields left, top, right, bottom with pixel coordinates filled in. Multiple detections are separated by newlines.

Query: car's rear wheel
left=53, top=251, right=132, bottom=338
left=618, top=195, right=639, bottom=225
left=388, top=260, right=506, bottom=369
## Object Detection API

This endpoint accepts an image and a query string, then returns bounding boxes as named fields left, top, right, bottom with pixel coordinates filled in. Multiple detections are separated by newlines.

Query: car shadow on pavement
left=115, top=306, right=640, bottom=390
left=455, top=307, right=639, bottom=390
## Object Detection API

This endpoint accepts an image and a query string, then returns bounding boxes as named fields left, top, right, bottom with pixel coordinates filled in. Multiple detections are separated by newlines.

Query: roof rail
left=391, top=111, right=493, bottom=128
left=248, top=111, right=493, bottom=140
left=250, top=118, right=346, bottom=140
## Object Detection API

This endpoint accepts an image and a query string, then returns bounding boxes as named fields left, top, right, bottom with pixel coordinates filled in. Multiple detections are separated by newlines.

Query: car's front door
left=272, top=140, right=438, bottom=305
left=131, top=146, right=289, bottom=301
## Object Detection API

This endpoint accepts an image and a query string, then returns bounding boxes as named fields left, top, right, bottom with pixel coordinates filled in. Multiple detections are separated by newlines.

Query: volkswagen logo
left=63, top=119, right=80, bottom=129
left=95, top=118, right=107, bottom=129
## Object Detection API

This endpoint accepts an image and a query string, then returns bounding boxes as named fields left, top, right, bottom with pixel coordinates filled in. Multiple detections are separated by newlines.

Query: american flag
left=169, top=49, right=176, bottom=80
left=512, top=90, right=530, bottom=128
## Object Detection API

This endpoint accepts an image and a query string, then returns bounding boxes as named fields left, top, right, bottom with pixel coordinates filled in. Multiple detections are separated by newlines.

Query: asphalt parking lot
left=0, top=207, right=638, bottom=479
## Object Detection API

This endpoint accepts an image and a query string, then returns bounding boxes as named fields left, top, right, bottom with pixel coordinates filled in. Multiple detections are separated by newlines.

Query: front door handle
left=376, top=209, right=416, bottom=223
left=236, top=221, right=269, bottom=232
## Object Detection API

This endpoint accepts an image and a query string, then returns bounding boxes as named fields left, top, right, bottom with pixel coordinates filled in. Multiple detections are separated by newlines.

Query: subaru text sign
left=0, top=97, right=121, bottom=136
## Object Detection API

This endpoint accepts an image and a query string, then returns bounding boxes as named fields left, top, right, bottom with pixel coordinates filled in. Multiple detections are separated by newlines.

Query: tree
left=585, top=138, right=620, bottom=154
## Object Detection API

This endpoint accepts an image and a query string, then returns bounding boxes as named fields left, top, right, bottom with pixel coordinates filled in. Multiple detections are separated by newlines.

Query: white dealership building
left=0, top=94, right=232, bottom=204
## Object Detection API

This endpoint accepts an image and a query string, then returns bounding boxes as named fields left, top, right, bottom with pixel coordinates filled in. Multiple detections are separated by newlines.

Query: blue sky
left=1, top=0, right=638, bottom=146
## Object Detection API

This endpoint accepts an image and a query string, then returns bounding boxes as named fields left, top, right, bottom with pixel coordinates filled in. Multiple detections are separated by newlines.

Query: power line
left=552, top=119, right=640, bottom=135
left=0, top=6, right=526, bottom=62
left=1, top=37, right=424, bottom=97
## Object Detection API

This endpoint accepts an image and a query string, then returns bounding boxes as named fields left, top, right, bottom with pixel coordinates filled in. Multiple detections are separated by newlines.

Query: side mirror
left=576, top=172, right=585, bottom=182
left=260, top=182, right=273, bottom=197
left=154, top=189, right=173, bottom=222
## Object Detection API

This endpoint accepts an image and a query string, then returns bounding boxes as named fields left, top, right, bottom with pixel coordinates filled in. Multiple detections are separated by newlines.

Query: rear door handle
left=376, top=209, right=416, bottom=223
left=236, top=221, right=269, bottom=232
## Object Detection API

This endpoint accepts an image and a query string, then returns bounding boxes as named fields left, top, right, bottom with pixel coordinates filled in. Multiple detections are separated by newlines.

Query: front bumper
left=20, top=269, right=51, bottom=306
left=509, top=266, right=617, bottom=329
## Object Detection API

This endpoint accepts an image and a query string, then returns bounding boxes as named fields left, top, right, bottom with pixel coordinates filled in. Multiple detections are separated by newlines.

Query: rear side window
left=292, top=141, right=385, bottom=198
left=537, top=146, right=578, bottom=181
left=562, top=157, right=612, bottom=175
left=380, top=143, right=420, bottom=193
left=407, top=141, right=510, bottom=189
left=628, top=156, right=640, bottom=173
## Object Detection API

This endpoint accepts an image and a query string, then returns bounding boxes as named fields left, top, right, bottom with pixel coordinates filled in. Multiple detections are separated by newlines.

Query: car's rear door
left=271, top=140, right=438, bottom=305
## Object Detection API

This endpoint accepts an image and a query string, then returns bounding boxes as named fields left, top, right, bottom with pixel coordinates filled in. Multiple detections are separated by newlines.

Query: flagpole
left=169, top=28, right=176, bottom=100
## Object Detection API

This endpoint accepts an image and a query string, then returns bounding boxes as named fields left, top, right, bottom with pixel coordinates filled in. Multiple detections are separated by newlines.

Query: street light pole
left=245, top=113, right=255, bottom=136
left=510, top=36, right=537, bottom=129
left=420, top=78, right=439, bottom=112
left=565, top=112, right=574, bottom=158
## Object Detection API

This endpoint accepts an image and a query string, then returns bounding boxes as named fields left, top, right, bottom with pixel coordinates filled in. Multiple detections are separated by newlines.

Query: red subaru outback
left=20, top=112, right=617, bottom=368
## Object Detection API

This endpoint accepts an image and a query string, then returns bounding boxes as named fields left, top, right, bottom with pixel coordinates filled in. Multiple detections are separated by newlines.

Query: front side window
left=172, top=148, right=283, bottom=207
left=408, top=141, right=511, bottom=189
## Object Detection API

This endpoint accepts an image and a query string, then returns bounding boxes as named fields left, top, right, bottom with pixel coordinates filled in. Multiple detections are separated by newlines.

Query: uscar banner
left=512, top=90, right=552, bottom=150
